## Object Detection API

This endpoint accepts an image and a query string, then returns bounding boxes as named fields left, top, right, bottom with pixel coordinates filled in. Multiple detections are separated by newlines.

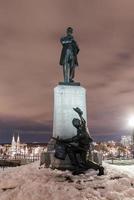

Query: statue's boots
left=69, top=78, right=74, bottom=83
left=97, top=166, right=104, bottom=176
left=72, top=168, right=85, bottom=175
left=84, top=160, right=104, bottom=176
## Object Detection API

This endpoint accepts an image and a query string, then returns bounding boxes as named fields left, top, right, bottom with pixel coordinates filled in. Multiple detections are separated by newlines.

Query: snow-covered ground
left=0, top=162, right=134, bottom=200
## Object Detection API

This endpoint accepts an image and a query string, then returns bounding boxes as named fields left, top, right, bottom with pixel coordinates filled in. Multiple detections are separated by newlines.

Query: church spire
left=17, top=134, right=20, bottom=143
left=11, top=134, right=16, bottom=154
left=16, top=133, right=20, bottom=153
left=11, top=134, right=15, bottom=145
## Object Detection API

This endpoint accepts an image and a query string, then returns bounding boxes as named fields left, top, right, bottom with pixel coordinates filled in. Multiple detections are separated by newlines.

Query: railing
left=105, top=156, right=134, bottom=165
left=9, top=154, right=40, bottom=162
left=0, top=154, right=40, bottom=169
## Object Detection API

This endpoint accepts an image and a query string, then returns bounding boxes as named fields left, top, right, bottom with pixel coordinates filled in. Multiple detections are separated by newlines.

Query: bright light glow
left=128, top=116, right=134, bottom=128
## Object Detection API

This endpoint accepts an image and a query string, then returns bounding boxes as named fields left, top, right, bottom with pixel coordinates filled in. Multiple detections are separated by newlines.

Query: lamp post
left=128, top=116, right=134, bottom=158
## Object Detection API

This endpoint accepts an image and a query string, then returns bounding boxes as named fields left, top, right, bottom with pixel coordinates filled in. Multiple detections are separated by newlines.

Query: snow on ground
left=0, top=162, right=134, bottom=200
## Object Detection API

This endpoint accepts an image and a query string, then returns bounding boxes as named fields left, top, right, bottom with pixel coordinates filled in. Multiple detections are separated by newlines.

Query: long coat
left=59, top=35, right=80, bottom=66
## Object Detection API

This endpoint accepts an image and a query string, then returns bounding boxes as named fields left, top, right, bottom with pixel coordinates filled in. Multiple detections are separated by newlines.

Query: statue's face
left=67, top=31, right=72, bottom=36
left=72, top=118, right=80, bottom=128
left=66, top=27, right=73, bottom=35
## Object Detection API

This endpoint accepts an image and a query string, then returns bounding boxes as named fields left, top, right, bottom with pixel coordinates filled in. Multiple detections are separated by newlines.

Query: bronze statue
left=59, top=27, right=79, bottom=83
left=54, top=108, right=104, bottom=176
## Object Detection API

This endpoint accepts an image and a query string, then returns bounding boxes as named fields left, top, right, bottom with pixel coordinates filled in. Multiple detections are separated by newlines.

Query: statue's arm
left=62, top=135, right=79, bottom=143
left=60, top=36, right=73, bottom=45
left=72, top=40, right=80, bottom=54
left=60, top=37, right=64, bottom=45
left=79, top=115, right=86, bottom=125
left=73, top=107, right=85, bottom=124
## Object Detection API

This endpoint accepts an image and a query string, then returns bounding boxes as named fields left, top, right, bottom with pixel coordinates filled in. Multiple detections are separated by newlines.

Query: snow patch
left=0, top=161, right=134, bottom=199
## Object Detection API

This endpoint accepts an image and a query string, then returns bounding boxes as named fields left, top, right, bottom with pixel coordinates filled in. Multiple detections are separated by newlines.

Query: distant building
left=107, top=140, right=116, bottom=146
left=10, top=135, right=27, bottom=156
left=0, top=135, right=47, bottom=158
left=121, top=136, right=132, bottom=146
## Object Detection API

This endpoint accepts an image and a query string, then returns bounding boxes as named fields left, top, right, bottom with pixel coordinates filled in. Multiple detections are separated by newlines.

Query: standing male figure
left=59, top=27, right=79, bottom=83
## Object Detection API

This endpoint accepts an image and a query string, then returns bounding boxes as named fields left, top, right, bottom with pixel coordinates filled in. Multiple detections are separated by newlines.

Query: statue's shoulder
left=60, top=36, right=65, bottom=41
left=60, top=35, right=74, bottom=42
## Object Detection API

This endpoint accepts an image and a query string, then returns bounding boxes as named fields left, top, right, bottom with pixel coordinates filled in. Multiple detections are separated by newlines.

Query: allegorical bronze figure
left=59, top=27, right=79, bottom=83
left=54, top=108, right=104, bottom=176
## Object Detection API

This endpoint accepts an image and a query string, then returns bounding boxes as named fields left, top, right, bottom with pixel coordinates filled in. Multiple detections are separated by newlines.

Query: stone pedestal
left=41, top=84, right=103, bottom=169
left=44, top=85, right=87, bottom=169
left=91, top=151, right=103, bottom=165
left=53, top=85, right=87, bottom=139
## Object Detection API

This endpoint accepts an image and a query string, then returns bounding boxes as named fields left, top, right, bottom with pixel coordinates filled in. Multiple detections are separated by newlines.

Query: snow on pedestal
left=53, top=85, right=87, bottom=139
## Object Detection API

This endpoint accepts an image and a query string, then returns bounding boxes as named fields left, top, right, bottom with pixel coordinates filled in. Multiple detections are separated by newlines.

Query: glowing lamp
left=128, top=116, right=134, bottom=128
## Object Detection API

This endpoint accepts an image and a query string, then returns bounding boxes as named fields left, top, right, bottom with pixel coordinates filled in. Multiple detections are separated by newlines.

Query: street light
left=128, top=116, right=134, bottom=158
left=128, top=116, right=134, bottom=129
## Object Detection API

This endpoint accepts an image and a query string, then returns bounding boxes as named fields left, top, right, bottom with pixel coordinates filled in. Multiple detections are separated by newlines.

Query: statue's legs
left=63, top=48, right=74, bottom=83
left=66, top=146, right=104, bottom=175
left=66, top=146, right=80, bottom=167
left=70, top=67, right=75, bottom=82
left=69, top=53, right=75, bottom=82
left=63, top=64, right=70, bottom=83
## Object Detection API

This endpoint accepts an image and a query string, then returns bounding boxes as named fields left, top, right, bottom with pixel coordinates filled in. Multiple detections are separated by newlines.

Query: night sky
left=0, top=0, right=134, bottom=143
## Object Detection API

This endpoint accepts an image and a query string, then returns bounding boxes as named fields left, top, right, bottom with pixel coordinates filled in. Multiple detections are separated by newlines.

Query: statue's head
left=66, top=27, right=73, bottom=35
left=72, top=118, right=80, bottom=128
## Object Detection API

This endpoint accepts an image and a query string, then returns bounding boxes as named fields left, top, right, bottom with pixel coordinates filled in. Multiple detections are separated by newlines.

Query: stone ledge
left=59, top=82, right=80, bottom=86
left=40, top=151, right=74, bottom=170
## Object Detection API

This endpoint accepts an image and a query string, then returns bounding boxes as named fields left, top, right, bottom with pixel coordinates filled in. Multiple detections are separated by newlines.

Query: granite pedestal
left=53, top=85, right=87, bottom=139
left=45, top=84, right=88, bottom=169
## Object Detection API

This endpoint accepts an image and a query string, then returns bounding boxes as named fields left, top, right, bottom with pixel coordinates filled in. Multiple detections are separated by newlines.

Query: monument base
left=51, top=84, right=87, bottom=169
left=59, top=82, right=80, bottom=86
left=41, top=139, right=74, bottom=170
left=40, top=140, right=102, bottom=169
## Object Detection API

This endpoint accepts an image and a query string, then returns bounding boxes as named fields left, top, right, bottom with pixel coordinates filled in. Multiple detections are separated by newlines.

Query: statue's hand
left=89, top=137, right=93, bottom=143
left=73, top=107, right=83, bottom=116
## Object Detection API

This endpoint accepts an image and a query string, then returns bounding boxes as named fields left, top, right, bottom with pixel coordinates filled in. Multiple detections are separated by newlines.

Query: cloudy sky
left=0, top=0, right=134, bottom=142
